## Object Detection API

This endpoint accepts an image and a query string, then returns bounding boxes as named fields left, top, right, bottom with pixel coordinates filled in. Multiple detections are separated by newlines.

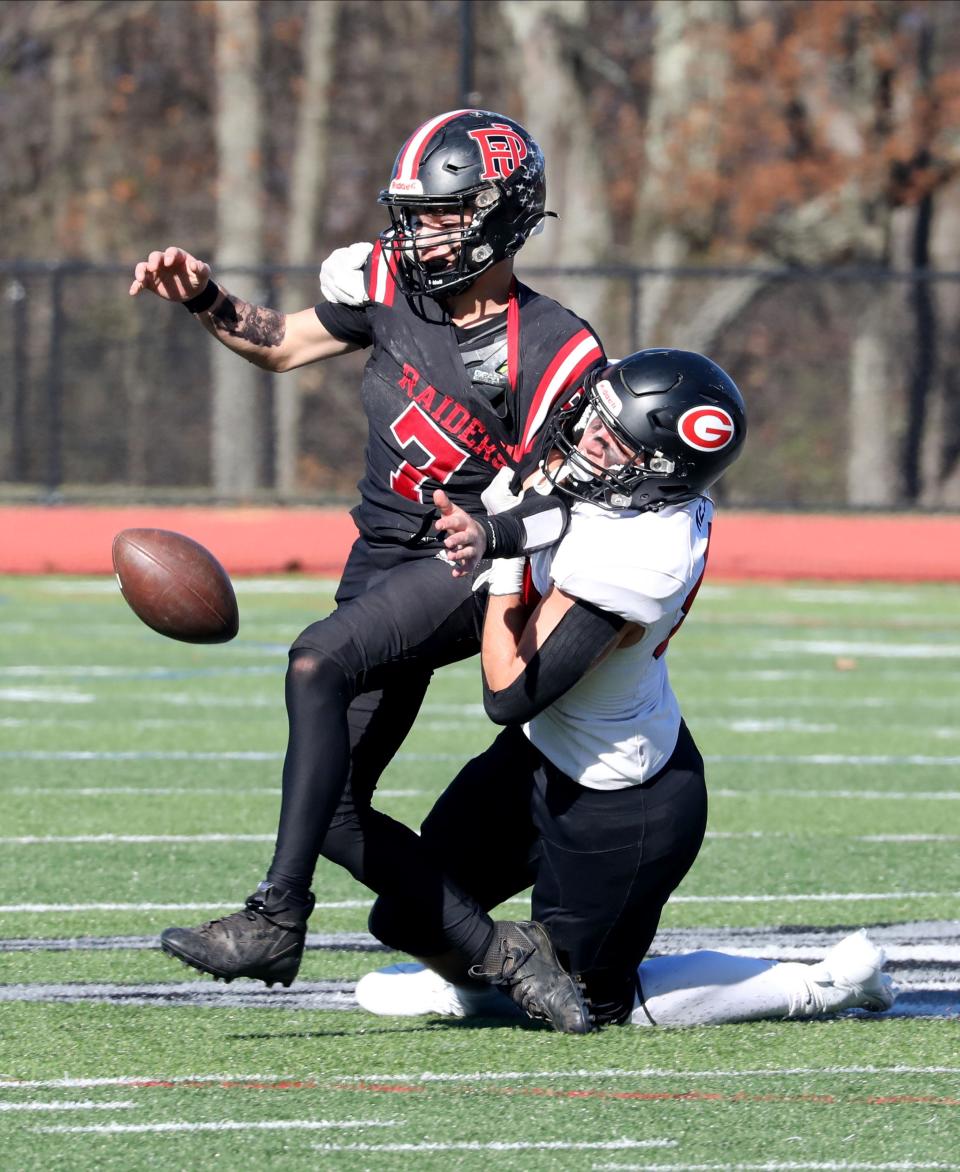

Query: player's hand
left=319, top=242, right=373, bottom=306
left=434, top=489, right=488, bottom=577
left=129, top=246, right=211, bottom=301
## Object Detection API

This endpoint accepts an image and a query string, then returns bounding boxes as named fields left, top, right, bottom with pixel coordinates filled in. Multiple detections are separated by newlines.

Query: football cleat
left=788, top=929, right=897, bottom=1017
left=159, top=883, right=315, bottom=987
left=355, top=962, right=522, bottom=1019
left=470, top=920, right=594, bottom=1034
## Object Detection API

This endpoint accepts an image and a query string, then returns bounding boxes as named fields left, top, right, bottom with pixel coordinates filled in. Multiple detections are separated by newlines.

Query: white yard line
left=3, top=787, right=420, bottom=798
left=309, top=1140, right=676, bottom=1153
left=593, top=1164, right=960, bottom=1171
left=2, top=891, right=957, bottom=914
left=6, top=1065, right=960, bottom=1092
left=0, top=1100, right=134, bottom=1112
left=37, top=1119, right=393, bottom=1134
left=4, top=831, right=957, bottom=846
left=0, top=900, right=371, bottom=913
left=4, top=749, right=960, bottom=769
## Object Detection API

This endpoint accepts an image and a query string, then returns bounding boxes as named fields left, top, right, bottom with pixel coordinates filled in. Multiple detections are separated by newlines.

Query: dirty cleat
left=469, top=920, right=594, bottom=1034
left=355, top=962, right=522, bottom=1020
left=160, top=882, right=314, bottom=987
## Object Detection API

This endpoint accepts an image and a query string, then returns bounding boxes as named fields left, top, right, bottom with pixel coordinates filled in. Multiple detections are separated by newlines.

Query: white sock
left=631, top=933, right=894, bottom=1027
left=632, top=950, right=789, bottom=1026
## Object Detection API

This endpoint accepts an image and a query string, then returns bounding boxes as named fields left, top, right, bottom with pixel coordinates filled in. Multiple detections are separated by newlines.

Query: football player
left=129, top=110, right=602, bottom=1031
left=353, top=349, right=896, bottom=1027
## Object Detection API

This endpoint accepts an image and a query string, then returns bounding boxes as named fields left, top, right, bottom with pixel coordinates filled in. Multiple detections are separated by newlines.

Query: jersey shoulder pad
left=546, top=501, right=711, bottom=625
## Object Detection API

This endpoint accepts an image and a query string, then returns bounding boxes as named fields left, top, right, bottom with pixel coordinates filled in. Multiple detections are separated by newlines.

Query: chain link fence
left=2, top=260, right=957, bottom=509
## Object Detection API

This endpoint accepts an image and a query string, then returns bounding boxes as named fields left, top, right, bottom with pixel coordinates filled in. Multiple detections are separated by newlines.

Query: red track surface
left=1, top=505, right=959, bottom=580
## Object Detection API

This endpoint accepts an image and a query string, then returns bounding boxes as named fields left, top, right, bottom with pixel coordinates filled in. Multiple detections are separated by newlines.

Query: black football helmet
left=540, top=349, right=747, bottom=512
left=378, top=109, right=551, bottom=299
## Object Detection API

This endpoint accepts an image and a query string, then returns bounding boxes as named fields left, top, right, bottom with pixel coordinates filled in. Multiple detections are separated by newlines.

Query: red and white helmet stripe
left=392, top=109, right=475, bottom=187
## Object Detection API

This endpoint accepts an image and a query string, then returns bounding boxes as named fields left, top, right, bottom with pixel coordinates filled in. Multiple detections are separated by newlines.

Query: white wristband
left=488, top=556, right=525, bottom=596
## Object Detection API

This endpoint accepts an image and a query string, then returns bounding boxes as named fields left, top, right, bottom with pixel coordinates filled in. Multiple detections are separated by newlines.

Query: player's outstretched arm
left=129, top=245, right=356, bottom=372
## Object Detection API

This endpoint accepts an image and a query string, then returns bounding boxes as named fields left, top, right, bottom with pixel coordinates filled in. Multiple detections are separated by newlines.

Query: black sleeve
left=482, top=598, right=627, bottom=725
left=314, top=301, right=374, bottom=349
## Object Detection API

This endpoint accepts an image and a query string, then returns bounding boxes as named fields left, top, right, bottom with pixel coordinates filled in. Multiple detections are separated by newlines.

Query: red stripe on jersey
left=653, top=521, right=712, bottom=658
left=395, top=109, right=474, bottom=182
left=368, top=241, right=397, bottom=306
left=506, top=278, right=520, bottom=394
left=517, top=329, right=603, bottom=457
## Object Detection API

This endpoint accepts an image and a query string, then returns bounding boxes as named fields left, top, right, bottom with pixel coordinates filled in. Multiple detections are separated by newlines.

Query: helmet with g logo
left=540, top=349, right=747, bottom=511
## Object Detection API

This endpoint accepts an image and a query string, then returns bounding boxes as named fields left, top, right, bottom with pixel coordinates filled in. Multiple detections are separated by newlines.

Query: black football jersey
left=315, top=241, right=604, bottom=549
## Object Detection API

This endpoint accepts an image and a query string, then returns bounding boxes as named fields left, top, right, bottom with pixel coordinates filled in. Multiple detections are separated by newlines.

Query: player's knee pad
left=285, top=647, right=356, bottom=707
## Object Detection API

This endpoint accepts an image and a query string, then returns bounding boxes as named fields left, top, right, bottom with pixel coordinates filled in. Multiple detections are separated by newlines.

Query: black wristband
left=182, top=279, right=220, bottom=314
left=476, top=493, right=570, bottom=558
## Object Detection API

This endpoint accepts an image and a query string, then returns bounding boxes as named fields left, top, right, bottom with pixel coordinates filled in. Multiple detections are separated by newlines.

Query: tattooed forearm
left=209, top=293, right=286, bottom=348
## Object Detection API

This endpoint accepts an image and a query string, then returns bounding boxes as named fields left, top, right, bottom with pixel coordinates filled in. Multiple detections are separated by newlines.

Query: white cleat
left=354, top=962, right=522, bottom=1019
left=791, top=929, right=897, bottom=1016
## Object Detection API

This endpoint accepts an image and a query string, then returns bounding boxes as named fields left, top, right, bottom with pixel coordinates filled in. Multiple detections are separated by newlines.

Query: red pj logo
left=467, top=124, right=528, bottom=180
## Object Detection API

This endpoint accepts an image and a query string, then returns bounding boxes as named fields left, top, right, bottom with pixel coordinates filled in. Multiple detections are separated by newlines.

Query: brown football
left=112, top=528, right=239, bottom=644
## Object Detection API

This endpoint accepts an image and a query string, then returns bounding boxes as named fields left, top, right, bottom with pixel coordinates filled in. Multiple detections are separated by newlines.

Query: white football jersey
left=525, top=495, right=713, bottom=789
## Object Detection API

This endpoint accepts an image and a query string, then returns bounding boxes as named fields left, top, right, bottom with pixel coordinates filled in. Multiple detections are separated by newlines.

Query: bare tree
left=212, top=0, right=263, bottom=496
left=500, top=0, right=613, bottom=327
left=632, top=0, right=960, bottom=506
left=275, top=0, right=340, bottom=499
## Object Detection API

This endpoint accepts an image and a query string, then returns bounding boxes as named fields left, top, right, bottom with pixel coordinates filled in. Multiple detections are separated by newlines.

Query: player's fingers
left=145, top=249, right=167, bottom=274
left=433, top=489, right=454, bottom=515
left=128, top=279, right=141, bottom=296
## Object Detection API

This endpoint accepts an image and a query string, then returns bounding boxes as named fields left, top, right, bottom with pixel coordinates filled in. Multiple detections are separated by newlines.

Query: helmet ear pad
left=540, top=350, right=747, bottom=512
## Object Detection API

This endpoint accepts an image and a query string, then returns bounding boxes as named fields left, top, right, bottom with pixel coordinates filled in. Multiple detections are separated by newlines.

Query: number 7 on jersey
left=389, top=404, right=470, bottom=502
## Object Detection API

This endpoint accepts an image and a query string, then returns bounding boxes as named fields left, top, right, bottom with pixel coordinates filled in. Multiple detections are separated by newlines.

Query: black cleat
left=470, top=920, right=594, bottom=1034
left=160, top=883, right=314, bottom=987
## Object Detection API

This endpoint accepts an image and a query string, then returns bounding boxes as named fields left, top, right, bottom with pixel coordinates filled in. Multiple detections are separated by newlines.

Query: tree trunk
left=275, top=0, right=339, bottom=499
left=500, top=0, right=613, bottom=330
left=212, top=0, right=263, bottom=497
left=846, top=318, right=898, bottom=507
left=922, top=175, right=960, bottom=506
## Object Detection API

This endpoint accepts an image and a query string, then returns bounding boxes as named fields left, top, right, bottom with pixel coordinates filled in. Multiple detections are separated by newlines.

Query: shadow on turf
left=227, top=1017, right=549, bottom=1041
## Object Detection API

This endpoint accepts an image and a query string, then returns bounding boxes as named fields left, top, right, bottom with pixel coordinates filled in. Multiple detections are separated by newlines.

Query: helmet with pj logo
left=379, top=109, right=551, bottom=299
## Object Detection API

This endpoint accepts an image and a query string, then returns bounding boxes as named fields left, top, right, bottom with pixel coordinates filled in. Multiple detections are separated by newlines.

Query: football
left=112, top=528, right=239, bottom=644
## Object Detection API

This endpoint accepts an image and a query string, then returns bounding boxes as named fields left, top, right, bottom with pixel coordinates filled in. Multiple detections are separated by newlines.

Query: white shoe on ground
left=789, top=929, right=897, bottom=1017
left=354, top=962, right=521, bottom=1019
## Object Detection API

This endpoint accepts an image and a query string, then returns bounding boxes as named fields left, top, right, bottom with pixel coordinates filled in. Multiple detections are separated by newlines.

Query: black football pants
left=372, top=721, right=708, bottom=1025
left=264, top=536, right=494, bottom=962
